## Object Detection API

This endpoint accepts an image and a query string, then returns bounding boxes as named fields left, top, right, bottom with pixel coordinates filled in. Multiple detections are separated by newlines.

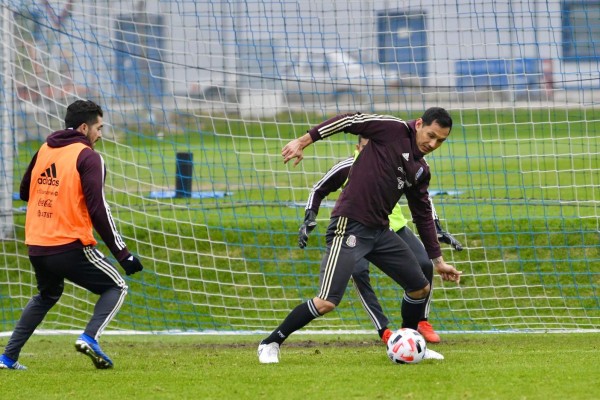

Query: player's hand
left=298, top=210, right=317, bottom=248
left=282, top=138, right=305, bottom=166
left=438, top=231, right=463, bottom=251
left=435, top=219, right=463, bottom=251
left=433, top=257, right=462, bottom=283
left=120, top=255, right=144, bottom=276
left=282, top=134, right=313, bottom=166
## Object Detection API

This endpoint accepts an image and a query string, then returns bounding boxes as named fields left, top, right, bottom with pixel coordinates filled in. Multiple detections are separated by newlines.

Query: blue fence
left=455, top=58, right=542, bottom=95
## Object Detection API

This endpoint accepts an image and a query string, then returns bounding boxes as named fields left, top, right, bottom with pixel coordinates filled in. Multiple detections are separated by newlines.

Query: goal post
left=0, top=4, right=15, bottom=241
left=1, top=0, right=599, bottom=335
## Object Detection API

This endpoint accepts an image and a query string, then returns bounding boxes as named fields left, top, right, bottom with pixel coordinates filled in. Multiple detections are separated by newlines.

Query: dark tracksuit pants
left=318, top=217, right=430, bottom=330
left=351, top=225, right=434, bottom=331
left=3, top=246, right=127, bottom=361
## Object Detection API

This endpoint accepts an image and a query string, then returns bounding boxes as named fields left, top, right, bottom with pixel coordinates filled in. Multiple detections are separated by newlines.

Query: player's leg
left=0, top=255, right=64, bottom=370
left=67, top=247, right=128, bottom=340
left=60, top=247, right=127, bottom=369
left=258, top=217, right=369, bottom=363
left=365, top=229, right=429, bottom=331
left=350, top=257, right=391, bottom=342
left=367, top=230, right=445, bottom=360
left=396, top=227, right=433, bottom=284
left=396, top=227, right=440, bottom=343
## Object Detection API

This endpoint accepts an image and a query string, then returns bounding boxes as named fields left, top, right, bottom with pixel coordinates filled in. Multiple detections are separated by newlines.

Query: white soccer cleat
left=423, top=348, right=445, bottom=360
left=257, top=342, right=280, bottom=364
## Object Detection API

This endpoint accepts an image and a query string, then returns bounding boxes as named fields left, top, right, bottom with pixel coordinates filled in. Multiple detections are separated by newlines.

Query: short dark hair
left=421, top=107, right=452, bottom=131
left=64, top=100, right=103, bottom=130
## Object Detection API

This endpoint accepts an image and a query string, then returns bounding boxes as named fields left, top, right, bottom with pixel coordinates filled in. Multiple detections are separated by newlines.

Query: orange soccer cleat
left=418, top=320, right=441, bottom=343
left=381, top=328, right=393, bottom=345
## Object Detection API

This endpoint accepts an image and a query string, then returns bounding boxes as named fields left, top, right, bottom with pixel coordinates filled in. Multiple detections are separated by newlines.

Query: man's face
left=78, top=116, right=103, bottom=149
left=356, top=137, right=369, bottom=153
left=414, top=118, right=450, bottom=155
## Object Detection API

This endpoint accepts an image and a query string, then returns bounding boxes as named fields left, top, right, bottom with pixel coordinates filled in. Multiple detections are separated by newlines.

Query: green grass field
left=3, top=8, right=600, bottom=400
left=1, top=333, right=599, bottom=399
left=4, top=107, right=598, bottom=333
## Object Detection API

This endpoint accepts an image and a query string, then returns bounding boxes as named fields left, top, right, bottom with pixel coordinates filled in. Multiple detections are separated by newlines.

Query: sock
left=401, top=293, right=427, bottom=330
left=262, top=299, right=321, bottom=345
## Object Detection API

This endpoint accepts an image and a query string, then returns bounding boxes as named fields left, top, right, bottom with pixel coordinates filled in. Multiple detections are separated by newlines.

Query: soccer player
left=298, top=135, right=463, bottom=344
left=258, top=107, right=462, bottom=363
left=0, top=100, right=143, bottom=370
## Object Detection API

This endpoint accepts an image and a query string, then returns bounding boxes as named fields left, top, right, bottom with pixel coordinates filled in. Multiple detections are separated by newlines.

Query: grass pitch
left=1, top=333, right=599, bottom=400
left=5, top=108, right=598, bottom=334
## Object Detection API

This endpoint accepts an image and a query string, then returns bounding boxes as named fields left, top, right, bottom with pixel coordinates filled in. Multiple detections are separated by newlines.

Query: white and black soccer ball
left=386, top=328, right=427, bottom=364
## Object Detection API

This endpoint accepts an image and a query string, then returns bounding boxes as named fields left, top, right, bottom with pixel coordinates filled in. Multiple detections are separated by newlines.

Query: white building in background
left=5, top=0, right=599, bottom=106
left=110, top=0, right=596, bottom=99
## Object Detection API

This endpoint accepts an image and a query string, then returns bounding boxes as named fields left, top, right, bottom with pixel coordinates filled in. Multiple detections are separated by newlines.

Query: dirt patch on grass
left=186, top=338, right=382, bottom=349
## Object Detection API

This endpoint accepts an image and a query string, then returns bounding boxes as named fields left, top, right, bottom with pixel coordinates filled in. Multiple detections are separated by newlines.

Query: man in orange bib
left=0, top=100, right=143, bottom=370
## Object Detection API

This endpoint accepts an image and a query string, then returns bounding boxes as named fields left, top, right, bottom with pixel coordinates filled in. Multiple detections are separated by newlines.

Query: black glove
left=120, top=255, right=144, bottom=275
left=434, top=219, right=463, bottom=251
left=298, top=210, right=317, bottom=249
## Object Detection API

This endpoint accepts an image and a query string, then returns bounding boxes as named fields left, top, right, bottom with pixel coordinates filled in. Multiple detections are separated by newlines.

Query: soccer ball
left=386, top=328, right=427, bottom=364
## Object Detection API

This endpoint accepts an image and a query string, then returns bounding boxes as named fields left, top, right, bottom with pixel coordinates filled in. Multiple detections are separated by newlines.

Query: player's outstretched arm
left=299, top=157, right=352, bottom=249
left=282, top=133, right=313, bottom=166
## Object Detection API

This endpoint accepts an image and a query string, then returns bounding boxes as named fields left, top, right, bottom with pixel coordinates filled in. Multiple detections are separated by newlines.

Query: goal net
left=1, top=0, right=598, bottom=335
